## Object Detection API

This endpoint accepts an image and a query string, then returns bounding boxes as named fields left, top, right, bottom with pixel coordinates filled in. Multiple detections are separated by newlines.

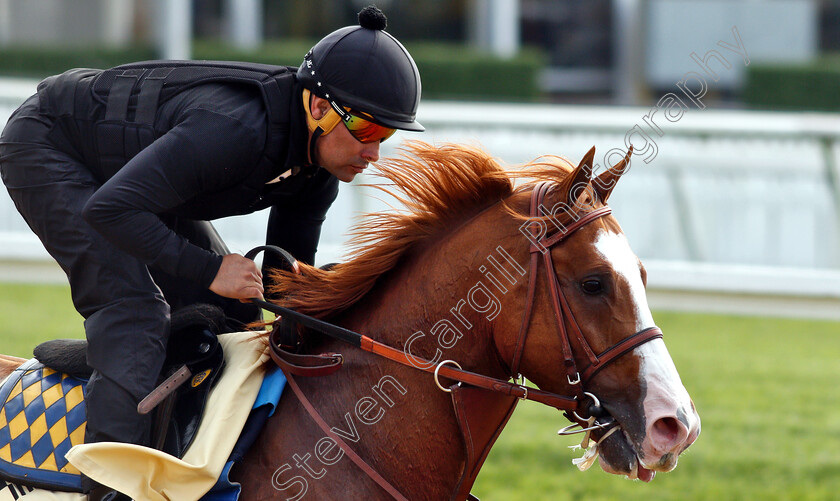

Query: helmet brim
left=379, top=117, right=425, bottom=132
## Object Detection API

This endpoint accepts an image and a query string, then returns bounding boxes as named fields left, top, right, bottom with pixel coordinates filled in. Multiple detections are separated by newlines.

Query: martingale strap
left=282, top=373, right=411, bottom=501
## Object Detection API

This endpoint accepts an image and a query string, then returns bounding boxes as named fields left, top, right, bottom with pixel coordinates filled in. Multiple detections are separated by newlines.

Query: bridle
left=249, top=180, right=664, bottom=500
left=511, top=182, right=663, bottom=433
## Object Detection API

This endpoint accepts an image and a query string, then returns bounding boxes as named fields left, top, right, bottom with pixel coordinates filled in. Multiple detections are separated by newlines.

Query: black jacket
left=34, top=62, right=339, bottom=287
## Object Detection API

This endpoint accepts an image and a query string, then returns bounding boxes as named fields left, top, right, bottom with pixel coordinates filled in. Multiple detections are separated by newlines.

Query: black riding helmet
left=297, top=6, right=424, bottom=132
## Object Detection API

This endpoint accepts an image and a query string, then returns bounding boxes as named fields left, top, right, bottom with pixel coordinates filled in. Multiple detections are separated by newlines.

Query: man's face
left=310, top=95, right=382, bottom=183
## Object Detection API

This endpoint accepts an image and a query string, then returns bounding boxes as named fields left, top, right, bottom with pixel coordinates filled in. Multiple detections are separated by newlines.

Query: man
left=0, top=6, right=422, bottom=499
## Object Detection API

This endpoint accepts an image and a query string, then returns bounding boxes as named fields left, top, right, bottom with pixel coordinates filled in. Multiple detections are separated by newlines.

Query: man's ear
left=310, top=95, right=331, bottom=120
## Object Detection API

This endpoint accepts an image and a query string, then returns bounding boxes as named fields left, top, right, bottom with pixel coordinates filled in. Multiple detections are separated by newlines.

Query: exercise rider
left=0, top=6, right=422, bottom=500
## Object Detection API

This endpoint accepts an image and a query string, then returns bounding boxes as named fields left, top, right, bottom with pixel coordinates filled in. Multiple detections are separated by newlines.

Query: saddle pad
left=0, top=332, right=280, bottom=500
left=66, top=332, right=277, bottom=501
left=0, top=359, right=86, bottom=491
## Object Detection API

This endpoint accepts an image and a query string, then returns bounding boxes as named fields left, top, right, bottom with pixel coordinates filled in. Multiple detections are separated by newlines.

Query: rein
left=253, top=297, right=581, bottom=411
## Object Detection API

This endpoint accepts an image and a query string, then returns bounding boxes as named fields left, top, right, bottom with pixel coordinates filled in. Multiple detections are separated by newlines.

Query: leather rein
left=248, top=182, right=663, bottom=499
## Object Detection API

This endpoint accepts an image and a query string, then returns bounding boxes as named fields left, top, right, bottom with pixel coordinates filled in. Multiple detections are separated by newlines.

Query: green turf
left=0, top=282, right=83, bottom=358
left=473, top=311, right=840, bottom=501
left=1, top=282, right=839, bottom=499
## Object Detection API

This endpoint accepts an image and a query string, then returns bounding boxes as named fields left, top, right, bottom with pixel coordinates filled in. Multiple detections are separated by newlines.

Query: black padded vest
left=90, top=60, right=294, bottom=178
left=36, top=61, right=302, bottom=219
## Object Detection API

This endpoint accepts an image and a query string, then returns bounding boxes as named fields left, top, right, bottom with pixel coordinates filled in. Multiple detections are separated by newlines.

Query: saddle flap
left=449, top=384, right=518, bottom=501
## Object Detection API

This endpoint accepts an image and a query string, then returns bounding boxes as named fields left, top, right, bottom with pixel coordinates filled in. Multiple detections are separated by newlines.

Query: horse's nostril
left=643, top=415, right=691, bottom=463
left=654, top=417, right=680, bottom=441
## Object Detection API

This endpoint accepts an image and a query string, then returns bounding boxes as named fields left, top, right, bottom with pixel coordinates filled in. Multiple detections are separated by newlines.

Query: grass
left=1, top=282, right=839, bottom=499
left=0, top=282, right=84, bottom=358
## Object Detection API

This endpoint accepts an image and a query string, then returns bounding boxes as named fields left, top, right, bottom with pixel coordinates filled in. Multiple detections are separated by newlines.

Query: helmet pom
left=358, top=5, right=387, bottom=31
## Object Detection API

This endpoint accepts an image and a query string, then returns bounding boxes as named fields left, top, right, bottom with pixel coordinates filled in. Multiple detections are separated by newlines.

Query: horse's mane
left=267, top=141, right=575, bottom=319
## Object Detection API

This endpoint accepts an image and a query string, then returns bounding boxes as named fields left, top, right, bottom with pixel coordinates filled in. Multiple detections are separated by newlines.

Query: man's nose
left=361, top=142, right=380, bottom=163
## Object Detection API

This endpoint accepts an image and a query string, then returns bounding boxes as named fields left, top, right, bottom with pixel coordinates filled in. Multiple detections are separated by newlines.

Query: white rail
left=2, top=78, right=839, bottom=319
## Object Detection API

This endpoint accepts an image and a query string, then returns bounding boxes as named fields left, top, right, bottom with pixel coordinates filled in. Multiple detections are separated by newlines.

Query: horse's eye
left=580, top=279, right=603, bottom=295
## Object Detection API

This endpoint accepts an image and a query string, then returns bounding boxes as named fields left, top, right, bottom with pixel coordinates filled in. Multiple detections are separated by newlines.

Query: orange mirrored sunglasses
left=329, top=101, right=396, bottom=144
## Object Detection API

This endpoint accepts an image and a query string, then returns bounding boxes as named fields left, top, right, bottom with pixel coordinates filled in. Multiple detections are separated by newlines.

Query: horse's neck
left=350, top=237, right=508, bottom=377
left=244, top=241, right=510, bottom=500
left=315, top=240, right=510, bottom=497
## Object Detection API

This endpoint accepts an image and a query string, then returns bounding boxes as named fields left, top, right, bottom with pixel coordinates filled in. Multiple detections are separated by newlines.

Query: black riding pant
left=0, top=96, right=259, bottom=452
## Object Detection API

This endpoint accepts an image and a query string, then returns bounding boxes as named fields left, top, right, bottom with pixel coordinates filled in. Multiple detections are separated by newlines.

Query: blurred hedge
left=0, top=46, right=158, bottom=78
left=743, top=57, right=840, bottom=111
left=198, top=40, right=547, bottom=101
left=0, top=40, right=545, bottom=101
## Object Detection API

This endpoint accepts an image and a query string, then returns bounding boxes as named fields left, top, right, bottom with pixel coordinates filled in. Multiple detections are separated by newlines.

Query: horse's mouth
left=569, top=423, right=662, bottom=483
left=597, top=433, right=655, bottom=482
left=593, top=427, right=670, bottom=482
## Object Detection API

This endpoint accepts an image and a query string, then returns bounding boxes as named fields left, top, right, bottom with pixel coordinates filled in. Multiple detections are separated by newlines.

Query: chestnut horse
left=0, top=355, right=24, bottom=379
left=0, top=142, right=700, bottom=500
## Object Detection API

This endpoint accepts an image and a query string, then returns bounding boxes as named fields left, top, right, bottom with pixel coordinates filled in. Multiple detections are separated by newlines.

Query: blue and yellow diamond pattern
left=0, top=364, right=86, bottom=476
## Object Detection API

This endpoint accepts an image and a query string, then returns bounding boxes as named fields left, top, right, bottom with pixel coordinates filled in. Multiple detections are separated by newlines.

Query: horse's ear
left=558, top=145, right=596, bottom=206
left=592, top=146, right=632, bottom=203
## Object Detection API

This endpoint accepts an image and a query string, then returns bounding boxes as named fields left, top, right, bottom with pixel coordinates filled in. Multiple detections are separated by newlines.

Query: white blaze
left=593, top=229, right=699, bottom=464
left=593, top=230, right=655, bottom=331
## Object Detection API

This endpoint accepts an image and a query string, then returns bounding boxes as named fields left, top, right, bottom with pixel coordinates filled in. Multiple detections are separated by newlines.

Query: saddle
left=0, top=304, right=230, bottom=492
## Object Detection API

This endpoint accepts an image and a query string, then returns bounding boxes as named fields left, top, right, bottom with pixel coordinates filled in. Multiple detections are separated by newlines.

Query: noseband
left=510, top=182, right=663, bottom=424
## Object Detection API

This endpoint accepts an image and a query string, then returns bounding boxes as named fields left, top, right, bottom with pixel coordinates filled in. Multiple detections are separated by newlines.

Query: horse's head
left=492, top=146, right=700, bottom=482
left=266, top=141, right=699, bottom=486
